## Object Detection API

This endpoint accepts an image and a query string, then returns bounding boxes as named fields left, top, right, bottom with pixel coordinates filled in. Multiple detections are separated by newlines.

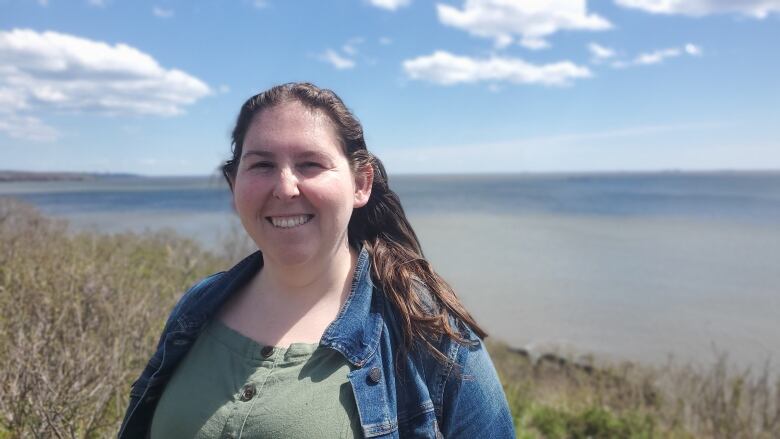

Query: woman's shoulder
left=173, top=273, right=226, bottom=313
left=159, top=271, right=227, bottom=335
left=168, top=251, right=262, bottom=323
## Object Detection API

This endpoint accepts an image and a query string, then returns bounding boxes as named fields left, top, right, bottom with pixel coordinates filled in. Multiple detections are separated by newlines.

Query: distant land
left=2, top=169, right=779, bottom=183
left=0, top=170, right=141, bottom=182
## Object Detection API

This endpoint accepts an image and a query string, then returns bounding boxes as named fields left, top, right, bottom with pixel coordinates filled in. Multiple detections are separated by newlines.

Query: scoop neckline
left=207, top=319, right=320, bottom=362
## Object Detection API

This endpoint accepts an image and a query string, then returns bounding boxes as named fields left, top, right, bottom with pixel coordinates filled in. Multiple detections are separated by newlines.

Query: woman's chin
left=262, top=245, right=317, bottom=268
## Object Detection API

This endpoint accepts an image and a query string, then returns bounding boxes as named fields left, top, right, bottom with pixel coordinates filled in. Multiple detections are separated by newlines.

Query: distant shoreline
left=1, top=168, right=779, bottom=183
left=0, top=170, right=141, bottom=182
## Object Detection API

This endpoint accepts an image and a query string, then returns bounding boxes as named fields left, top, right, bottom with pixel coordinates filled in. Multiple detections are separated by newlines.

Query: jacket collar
left=320, top=246, right=384, bottom=368
left=180, top=251, right=263, bottom=330
left=180, top=246, right=383, bottom=369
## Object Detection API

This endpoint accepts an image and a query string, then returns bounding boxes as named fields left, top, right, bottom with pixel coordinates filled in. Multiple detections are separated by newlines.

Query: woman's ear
left=353, top=164, right=374, bottom=208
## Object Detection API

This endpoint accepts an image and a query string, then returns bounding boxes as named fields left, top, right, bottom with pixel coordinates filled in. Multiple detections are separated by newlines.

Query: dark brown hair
left=223, top=82, right=486, bottom=363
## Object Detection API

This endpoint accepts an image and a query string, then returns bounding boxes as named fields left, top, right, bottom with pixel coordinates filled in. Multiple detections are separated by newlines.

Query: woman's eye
left=251, top=161, right=273, bottom=169
left=301, top=162, right=322, bottom=169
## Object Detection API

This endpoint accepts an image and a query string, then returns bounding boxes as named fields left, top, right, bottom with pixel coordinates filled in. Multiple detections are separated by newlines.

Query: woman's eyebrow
left=241, top=149, right=333, bottom=161
left=241, top=150, right=274, bottom=160
left=296, top=151, right=333, bottom=161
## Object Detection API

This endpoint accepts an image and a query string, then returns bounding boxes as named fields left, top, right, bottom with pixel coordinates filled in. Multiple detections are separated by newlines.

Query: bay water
left=2, top=172, right=778, bottom=371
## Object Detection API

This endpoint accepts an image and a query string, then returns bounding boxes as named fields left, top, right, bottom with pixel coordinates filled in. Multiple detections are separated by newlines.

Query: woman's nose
left=272, top=168, right=300, bottom=200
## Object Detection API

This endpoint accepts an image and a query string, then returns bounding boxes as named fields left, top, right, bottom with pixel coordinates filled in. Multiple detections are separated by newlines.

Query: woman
left=119, top=83, right=514, bottom=438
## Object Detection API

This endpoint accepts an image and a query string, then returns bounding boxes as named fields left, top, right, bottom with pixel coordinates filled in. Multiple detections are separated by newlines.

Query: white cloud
left=0, top=114, right=60, bottom=142
left=0, top=29, right=211, bottom=115
left=0, top=29, right=211, bottom=141
left=636, top=47, right=681, bottom=65
left=379, top=37, right=393, bottom=45
left=368, top=0, right=411, bottom=11
left=319, top=39, right=365, bottom=70
left=152, top=6, right=174, bottom=18
left=437, top=0, right=612, bottom=50
left=0, top=87, right=27, bottom=112
left=588, top=42, right=616, bottom=62
left=342, top=37, right=364, bottom=56
left=319, top=49, right=356, bottom=70
left=403, top=50, right=592, bottom=86
left=685, top=43, right=702, bottom=56
left=615, top=0, right=780, bottom=18
left=610, top=43, right=701, bottom=68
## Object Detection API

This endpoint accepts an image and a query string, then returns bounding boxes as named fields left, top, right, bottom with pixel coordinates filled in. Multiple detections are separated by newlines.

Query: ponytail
left=349, top=150, right=487, bottom=365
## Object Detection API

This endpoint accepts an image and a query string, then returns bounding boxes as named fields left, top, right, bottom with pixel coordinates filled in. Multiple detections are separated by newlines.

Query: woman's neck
left=256, top=243, right=357, bottom=303
left=216, top=243, right=359, bottom=347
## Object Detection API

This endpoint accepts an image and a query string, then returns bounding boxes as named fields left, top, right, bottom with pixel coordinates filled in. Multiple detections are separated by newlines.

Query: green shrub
left=1, top=198, right=778, bottom=438
left=530, top=406, right=569, bottom=438
left=0, top=198, right=225, bottom=437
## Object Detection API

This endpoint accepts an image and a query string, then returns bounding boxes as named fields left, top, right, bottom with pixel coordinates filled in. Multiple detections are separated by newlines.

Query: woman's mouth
left=266, top=214, right=314, bottom=229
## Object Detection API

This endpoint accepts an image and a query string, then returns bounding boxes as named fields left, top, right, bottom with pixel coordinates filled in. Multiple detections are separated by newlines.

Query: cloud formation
left=342, top=37, right=364, bottom=56
left=611, top=43, right=702, bottom=68
left=615, top=0, right=780, bottom=18
left=588, top=42, right=616, bottom=62
left=684, top=43, right=702, bottom=56
left=0, top=29, right=211, bottom=141
left=403, top=50, right=591, bottom=86
left=319, top=49, right=356, bottom=70
left=152, top=6, right=174, bottom=18
left=0, top=113, right=60, bottom=142
left=437, top=0, right=612, bottom=49
left=368, top=0, right=411, bottom=11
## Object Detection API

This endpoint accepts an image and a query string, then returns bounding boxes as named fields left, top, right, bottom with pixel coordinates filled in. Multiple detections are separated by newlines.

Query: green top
left=150, top=319, right=362, bottom=439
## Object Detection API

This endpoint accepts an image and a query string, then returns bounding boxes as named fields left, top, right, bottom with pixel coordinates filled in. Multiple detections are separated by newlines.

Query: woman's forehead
left=244, top=102, right=343, bottom=156
left=252, top=101, right=333, bottom=130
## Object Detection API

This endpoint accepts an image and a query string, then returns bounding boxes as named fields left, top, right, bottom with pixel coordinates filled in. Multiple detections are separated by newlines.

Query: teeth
left=269, top=215, right=312, bottom=229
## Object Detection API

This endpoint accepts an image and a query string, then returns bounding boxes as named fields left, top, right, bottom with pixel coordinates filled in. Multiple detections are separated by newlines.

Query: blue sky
left=1, top=0, right=779, bottom=175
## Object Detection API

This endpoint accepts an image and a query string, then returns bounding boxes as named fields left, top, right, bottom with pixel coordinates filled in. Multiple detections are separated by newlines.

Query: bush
left=1, top=198, right=778, bottom=438
left=490, top=339, right=779, bottom=438
left=0, top=198, right=224, bottom=437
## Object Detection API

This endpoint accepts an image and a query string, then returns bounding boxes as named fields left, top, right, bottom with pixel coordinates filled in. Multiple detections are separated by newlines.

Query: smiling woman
left=231, top=100, right=371, bottom=273
left=118, top=82, right=514, bottom=438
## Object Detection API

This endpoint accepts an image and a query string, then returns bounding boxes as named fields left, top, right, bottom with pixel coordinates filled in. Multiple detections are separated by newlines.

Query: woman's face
left=232, top=101, right=371, bottom=267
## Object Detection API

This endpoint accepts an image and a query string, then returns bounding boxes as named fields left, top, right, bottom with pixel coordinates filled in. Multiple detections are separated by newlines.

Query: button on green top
left=150, top=320, right=362, bottom=438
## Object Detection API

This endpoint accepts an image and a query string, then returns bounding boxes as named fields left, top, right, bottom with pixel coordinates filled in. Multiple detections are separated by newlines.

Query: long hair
left=223, top=82, right=486, bottom=364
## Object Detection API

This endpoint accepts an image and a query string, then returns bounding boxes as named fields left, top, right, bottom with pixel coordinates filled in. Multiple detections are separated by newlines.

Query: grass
left=489, top=339, right=779, bottom=438
left=0, top=198, right=224, bottom=438
left=1, top=197, right=778, bottom=438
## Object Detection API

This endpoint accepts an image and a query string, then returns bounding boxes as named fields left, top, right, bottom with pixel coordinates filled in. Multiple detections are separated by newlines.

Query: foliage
left=0, top=197, right=778, bottom=438
left=0, top=198, right=223, bottom=438
left=490, top=340, right=779, bottom=438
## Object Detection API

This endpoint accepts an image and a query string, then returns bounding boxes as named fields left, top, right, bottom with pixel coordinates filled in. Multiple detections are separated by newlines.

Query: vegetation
left=0, top=198, right=223, bottom=438
left=1, top=197, right=778, bottom=438
left=490, top=334, right=779, bottom=437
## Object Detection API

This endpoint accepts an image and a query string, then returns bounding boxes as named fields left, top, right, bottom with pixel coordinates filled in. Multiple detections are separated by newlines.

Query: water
left=2, top=172, right=779, bottom=370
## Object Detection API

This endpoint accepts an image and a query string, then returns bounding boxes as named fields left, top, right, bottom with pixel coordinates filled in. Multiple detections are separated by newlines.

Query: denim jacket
left=119, top=247, right=515, bottom=438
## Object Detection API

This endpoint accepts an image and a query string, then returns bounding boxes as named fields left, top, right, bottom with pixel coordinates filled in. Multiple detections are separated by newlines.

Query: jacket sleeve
left=440, top=336, right=516, bottom=438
